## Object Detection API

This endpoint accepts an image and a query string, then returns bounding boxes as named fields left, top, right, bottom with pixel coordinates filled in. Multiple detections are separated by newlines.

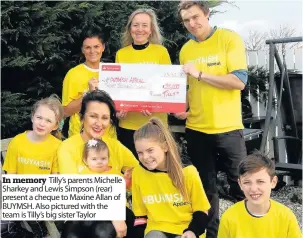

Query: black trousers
left=1, top=221, right=47, bottom=238
left=185, top=128, right=247, bottom=238
left=61, top=207, right=136, bottom=238
left=118, top=127, right=138, bottom=159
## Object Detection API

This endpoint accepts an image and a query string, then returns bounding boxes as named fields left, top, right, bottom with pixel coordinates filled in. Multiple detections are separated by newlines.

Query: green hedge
left=1, top=1, right=240, bottom=138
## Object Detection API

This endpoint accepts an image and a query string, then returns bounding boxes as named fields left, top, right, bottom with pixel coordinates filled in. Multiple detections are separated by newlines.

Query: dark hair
left=80, top=90, right=118, bottom=137
left=178, top=1, right=210, bottom=20
left=82, top=28, right=105, bottom=45
left=134, top=117, right=188, bottom=201
left=239, top=152, right=276, bottom=179
left=83, top=139, right=109, bottom=163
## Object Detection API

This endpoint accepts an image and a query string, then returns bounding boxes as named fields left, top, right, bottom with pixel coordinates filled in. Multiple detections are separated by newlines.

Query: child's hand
left=181, top=230, right=196, bottom=238
left=111, top=220, right=127, bottom=238
left=124, top=168, right=134, bottom=179
left=124, top=168, right=134, bottom=189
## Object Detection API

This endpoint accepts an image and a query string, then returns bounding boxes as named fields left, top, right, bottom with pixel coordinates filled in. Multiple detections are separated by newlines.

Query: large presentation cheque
left=99, top=63, right=187, bottom=113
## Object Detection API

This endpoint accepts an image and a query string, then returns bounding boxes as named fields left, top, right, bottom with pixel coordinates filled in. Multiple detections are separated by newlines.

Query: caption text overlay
left=1, top=175, right=126, bottom=221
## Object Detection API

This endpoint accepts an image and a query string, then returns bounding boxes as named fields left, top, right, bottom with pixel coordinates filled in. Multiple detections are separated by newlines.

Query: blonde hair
left=121, top=8, right=163, bottom=47
left=32, top=94, right=64, bottom=139
left=134, top=117, right=189, bottom=201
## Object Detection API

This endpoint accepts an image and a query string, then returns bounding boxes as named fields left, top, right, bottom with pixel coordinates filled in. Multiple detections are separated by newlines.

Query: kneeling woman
left=132, top=118, right=210, bottom=238
left=58, top=90, right=138, bottom=238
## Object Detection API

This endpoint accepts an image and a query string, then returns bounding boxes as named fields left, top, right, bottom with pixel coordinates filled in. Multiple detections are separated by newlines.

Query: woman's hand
left=181, top=230, right=196, bottom=238
left=112, top=220, right=127, bottom=238
left=88, top=77, right=99, bottom=92
left=173, top=112, right=189, bottom=120
left=117, top=110, right=128, bottom=119
left=140, top=110, right=152, bottom=117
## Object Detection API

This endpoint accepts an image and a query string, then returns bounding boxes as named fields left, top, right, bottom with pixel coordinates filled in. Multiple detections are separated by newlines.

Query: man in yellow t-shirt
left=218, top=153, right=302, bottom=238
left=176, top=2, right=248, bottom=238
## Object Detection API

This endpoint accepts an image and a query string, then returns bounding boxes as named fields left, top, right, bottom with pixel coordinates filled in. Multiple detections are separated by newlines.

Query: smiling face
left=86, top=149, right=109, bottom=173
left=130, top=13, right=152, bottom=45
left=82, top=37, right=105, bottom=66
left=238, top=168, right=277, bottom=207
left=180, top=5, right=210, bottom=41
left=135, top=138, right=168, bottom=171
left=31, top=105, right=58, bottom=138
left=81, top=101, right=111, bottom=139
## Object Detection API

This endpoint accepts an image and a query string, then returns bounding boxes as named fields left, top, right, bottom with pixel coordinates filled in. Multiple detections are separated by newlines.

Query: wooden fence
left=246, top=48, right=302, bottom=71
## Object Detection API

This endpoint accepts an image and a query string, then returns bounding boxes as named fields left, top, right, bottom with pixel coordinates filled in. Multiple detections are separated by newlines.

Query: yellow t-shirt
left=132, top=164, right=210, bottom=237
left=62, top=64, right=116, bottom=138
left=57, top=133, right=138, bottom=174
left=180, top=28, right=247, bottom=134
left=218, top=199, right=302, bottom=238
left=3, top=132, right=61, bottom=174
left=115, top=43, right=172, bottom=130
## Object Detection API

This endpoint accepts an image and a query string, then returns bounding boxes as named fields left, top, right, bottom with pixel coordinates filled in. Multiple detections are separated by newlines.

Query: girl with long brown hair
left=132, top=117, right=210, bottom=238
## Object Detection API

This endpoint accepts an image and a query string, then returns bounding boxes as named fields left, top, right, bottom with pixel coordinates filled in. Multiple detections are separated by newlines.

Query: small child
left=218, top=152, right=302, bottom=238
left=61, top=139, right=135, bottom=238
left=82, top=138, right=132, bottom=188
left=83, top=138, right=112, bottom=173
left=2, top=95, right=64, bottom=238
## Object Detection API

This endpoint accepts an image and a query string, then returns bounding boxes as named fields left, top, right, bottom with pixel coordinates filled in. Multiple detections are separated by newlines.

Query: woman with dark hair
left=58, top=90, right=138, bottom=238
left=58, top=90, right=138, bottom=175
left=62, top=28, right=116, bottom=138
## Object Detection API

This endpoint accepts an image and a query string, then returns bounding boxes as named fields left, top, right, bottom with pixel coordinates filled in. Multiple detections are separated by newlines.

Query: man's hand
left=183, top=63, right=199, bottom=79
left=181, top=230, right=196, bottom=238
left=174, top=112, right=189, bottom=120
left=88, top=77, right=99, bottom=91
left=117, top=110, right=128, bottom=119
left=112, top=220, right=127, bottom=238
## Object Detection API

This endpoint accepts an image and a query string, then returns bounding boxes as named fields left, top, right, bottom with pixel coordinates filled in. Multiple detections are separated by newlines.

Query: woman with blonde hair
left=115, top=8, right=172, bottom=157
left=132, top=117, right=210, bottom=238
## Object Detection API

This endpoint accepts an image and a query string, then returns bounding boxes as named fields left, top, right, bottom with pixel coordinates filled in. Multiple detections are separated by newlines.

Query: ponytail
left=134, top=117, right=189, bottom=201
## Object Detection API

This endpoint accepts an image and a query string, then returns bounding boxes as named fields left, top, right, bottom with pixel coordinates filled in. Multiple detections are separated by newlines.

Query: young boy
left=218, top=152, right=302, bottom=238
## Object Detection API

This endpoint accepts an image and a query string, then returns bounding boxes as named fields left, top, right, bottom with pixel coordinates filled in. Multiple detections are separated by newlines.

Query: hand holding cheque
left=99, top=63, right=187, bottom=114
